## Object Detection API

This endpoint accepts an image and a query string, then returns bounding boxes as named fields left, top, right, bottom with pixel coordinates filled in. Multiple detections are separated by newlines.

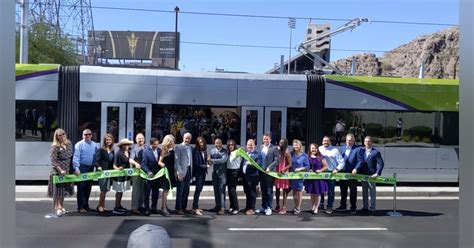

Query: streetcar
left=15, top=64, right=459, bottom=182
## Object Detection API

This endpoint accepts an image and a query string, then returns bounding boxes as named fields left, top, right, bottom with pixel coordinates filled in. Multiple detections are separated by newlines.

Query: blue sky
left=91, top=0, right=458, bottom=73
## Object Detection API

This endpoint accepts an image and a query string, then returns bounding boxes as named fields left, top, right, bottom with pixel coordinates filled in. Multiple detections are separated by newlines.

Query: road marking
left=228, top=228, right=388, bottom=231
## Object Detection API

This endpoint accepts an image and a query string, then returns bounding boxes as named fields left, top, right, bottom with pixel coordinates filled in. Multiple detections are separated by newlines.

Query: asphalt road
left=16, top=199, right=457, bottom=248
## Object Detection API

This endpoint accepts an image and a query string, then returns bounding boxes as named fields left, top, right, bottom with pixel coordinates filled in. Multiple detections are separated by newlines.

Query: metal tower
left=17, top=0, right=95, bottom=64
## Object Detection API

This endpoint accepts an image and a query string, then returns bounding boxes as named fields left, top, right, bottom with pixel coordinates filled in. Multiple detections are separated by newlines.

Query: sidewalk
left=15, top=185, right=459, bottom=199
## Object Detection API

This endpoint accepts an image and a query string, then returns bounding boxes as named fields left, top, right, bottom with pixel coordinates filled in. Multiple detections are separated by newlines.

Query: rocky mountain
left=332, top=27, right=459, bottom=79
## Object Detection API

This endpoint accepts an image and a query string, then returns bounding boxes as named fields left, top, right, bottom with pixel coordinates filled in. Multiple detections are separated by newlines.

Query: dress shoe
left=217, top=208, right=225, bottom=215
left=151, top=209, right=159, bottom=214
left=78, top=208, right=87, bottom=213
left=176, top=210, right=185, bottom=215
left=144, top=210, right=151, bottom=216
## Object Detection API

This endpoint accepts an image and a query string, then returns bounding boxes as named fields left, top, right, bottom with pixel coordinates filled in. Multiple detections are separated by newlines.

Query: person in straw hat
left=112, top=138, right=140, bottom=214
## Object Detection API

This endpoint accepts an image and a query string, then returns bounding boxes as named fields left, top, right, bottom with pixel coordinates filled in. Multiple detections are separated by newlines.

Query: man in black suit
left=257, top=134, right=280, bottom=216
left=141, top=137, right=161, bottom=216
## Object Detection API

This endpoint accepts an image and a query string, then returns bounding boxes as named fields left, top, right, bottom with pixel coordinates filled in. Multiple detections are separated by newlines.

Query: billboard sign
left=88, top=31, right=180, bottom=68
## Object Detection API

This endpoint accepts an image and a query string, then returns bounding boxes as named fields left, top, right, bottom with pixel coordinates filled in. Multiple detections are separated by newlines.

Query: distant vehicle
left=15, top=64, right=459, bottom=182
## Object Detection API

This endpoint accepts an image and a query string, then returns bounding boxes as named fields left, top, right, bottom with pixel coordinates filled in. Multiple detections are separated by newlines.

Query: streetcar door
left=240, top=107, right=264, bottom=147
left=101, top=102, right=126, bottom=143
left=126, top=103, right=152, bottom=142
left=264, top=107, right=287, bottom=146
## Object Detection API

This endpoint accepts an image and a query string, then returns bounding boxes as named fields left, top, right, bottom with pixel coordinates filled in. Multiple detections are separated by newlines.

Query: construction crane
left=298, top=17, right=369, bottom=75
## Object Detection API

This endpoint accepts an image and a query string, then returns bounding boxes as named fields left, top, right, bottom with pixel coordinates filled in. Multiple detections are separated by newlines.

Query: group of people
left=48, top=128, right=384, bottom=217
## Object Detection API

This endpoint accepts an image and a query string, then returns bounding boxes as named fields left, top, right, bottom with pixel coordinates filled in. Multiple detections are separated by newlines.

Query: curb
left=15, top=186, right=459, bottom=198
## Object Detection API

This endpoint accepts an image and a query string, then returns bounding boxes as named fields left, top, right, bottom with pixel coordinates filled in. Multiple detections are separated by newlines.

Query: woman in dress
left=303, top=143, right=328, bottom=214
left=275, top=138, right=292, bottom=215
left=112, top=138, right=140, bottom=214
left=48, top=128, right=74, bottom=216
left=290, top=139, right=310, bottom=215
left=158, top=134, right=177, bottom=216
left=94, top=133, right=115, bottom=213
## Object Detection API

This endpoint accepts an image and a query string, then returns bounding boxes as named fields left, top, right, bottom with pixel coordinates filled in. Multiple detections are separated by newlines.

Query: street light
left=288, top=17, right=296, bottom=74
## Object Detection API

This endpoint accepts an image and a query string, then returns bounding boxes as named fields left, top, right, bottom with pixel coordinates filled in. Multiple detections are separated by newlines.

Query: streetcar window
left=15, top=100, right=57, bottom=142
left=287, top=108, right=306, bottom=144
left=152, top=105, right=241, bottom=145
left=323, top=109, right=438, bottom=147
left=78, top=102, right=101, bottom=143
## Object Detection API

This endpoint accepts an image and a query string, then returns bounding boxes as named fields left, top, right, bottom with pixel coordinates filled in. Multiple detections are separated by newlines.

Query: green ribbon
left=236, top=148, right=396, bottom=185
left=53, top=167, right=172, bottom=187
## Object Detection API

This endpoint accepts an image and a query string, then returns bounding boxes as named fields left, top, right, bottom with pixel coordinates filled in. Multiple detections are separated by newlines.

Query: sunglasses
left=84, top=133, right=92, bottom=136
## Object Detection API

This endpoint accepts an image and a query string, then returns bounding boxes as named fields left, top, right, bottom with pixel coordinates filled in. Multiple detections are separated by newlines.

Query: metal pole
left=0, top=0, right=16, bottom=245
left=174, top=6, right=179, bottom=70
left=351, top=56, right=357, bottom=75
left=288, top=28, right=292, bottom=74
left=45, top=180, right=59, bottom=218
left=388, top=173, right=402, bottom=217
left=280, top=55, right=284, bottom=74
left=418, top=62, right=425, bottom=78
left=20, top=0, right=29, bottom=64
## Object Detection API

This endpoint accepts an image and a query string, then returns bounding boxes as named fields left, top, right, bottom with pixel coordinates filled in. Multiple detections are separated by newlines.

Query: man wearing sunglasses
left=72, top=129, right=99, bottom=213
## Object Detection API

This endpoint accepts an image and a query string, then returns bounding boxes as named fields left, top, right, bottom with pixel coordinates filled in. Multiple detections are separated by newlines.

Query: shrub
left=402, top=135, right=411, bottom=142
left=365, top=123, right=383, bottom=137
left=384, top=126, right=397, bottom=138
left=408, top=126, right=432, bottom=139
left=413, top=136, right=420, bottom=142
left=422, top=137, right=432, bottom=143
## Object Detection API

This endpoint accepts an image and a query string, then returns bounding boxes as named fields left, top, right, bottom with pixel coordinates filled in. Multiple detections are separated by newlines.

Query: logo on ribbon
left=104, top=171, right=110, bottom=177
left=345, top=174, right=350, bottom=179
left=82, top=175, right=88, bottom=180
left=304, top=173, right=309, bottom=178
left=324, top=174, right=330, bottom=179
left=127, top=169, right=134, bottom=175
left=59, top=176, right=64, bottom=182
left=364, top=176, right=369, bottom=181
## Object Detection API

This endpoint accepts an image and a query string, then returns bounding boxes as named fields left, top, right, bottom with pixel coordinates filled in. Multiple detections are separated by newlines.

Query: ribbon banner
left=53, top=167, right=171, bottom=185
left=234, top=148, right=396, bottom=185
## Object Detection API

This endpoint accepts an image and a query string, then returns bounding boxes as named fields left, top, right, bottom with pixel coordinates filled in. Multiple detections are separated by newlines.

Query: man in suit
left=241, top=139, right=262, bottom=215
left=141, top=137, right=161, bottom=216
left=257, top=134, right=280, bottom=216
left=209, top=138, right=228, bottom=215
left=352, top=136, right=384, bottom=215
left=130, top=133, right=148, bottom=215
left=336, top=134, right=359, bottom=214
left=174, top=132, right=193, bottom=215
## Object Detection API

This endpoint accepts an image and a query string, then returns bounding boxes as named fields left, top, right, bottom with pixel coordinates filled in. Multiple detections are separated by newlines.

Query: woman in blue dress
left=290, top=139, right=310, bottom=215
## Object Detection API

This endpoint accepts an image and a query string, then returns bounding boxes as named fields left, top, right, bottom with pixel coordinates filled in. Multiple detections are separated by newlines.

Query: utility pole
left=20, top=0, right=29, bottom=64
left=174, top=6, right=179, bottom=70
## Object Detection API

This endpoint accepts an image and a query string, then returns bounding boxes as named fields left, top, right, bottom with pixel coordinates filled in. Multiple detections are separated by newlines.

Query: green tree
left=16, top=23, right=78, bottom=65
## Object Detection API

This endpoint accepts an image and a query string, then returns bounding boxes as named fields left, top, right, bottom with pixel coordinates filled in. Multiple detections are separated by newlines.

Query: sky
left=89, top=0, right=458, bottom=73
